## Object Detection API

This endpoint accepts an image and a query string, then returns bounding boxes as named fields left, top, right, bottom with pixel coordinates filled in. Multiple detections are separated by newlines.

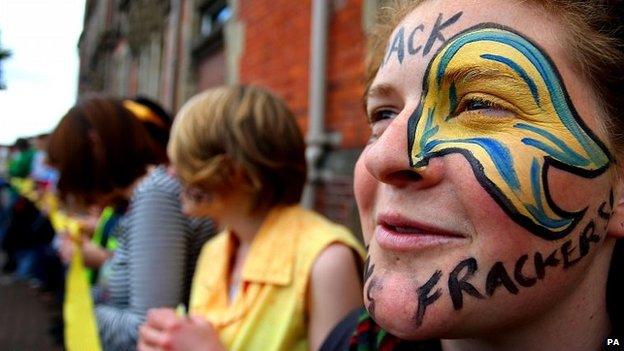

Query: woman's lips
left=375, top=213, right=467, bottom=252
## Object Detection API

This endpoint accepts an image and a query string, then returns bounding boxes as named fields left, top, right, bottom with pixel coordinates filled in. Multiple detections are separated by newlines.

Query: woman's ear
left=607, top=174, right=624, bottom=239
left=233, top=164, right=259, bottom=192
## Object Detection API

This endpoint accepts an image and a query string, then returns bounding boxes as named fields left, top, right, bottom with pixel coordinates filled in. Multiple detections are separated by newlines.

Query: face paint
left=407, top=24, right=612, bottom=240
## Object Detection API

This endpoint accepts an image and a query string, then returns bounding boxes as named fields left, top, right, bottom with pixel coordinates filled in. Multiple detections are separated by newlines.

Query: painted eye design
left=409, top=25, right=612, bottom=240
left=455, top=97, right=514, bottom=119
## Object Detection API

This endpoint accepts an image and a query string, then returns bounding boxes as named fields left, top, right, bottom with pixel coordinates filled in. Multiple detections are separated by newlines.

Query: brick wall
left=326, top=0, right=369, bottom=148
left=237, top=0, right=368, bottom=232
left=238, top=0, right=312, bottom=131
left=238, top=0, right=367, bottom=144
left=197, top=49, right=227, bottom=91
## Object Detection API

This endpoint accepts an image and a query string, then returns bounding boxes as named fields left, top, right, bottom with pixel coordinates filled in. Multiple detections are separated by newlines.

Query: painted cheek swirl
left=407, top=24, right=612, bottom=240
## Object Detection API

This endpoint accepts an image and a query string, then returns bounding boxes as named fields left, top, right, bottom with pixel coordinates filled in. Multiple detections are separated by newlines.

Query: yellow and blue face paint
left=408, top=24, right=612, bottom=240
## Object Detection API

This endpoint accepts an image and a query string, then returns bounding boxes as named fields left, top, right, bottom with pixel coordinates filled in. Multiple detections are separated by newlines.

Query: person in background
left=30, top=133, right=58, bottom=191
left=1, top=136, right=55, bottom=284
left=321, top=0, right=624, bottom=350
left=137, top=85, right=364, bottom=351
left=0, top=144, right=12, bottom=244
left=0, top=145, right=10, bottom=178
left=86, top=203, right=124, bottom=285
left=47, top=96, right=214, bottom=350
left=56, top=203, right=124, bottom=285
left=8, top=138, right=35, bottom=178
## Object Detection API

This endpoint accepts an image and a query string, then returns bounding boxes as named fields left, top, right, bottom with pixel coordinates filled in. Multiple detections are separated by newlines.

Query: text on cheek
left=412, top=194, right=613, bottom=327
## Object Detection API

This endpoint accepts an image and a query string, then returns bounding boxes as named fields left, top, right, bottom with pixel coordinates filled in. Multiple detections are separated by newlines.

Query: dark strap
left=320, top=308, right=361, bottom=351
left=320, top=307, right=441, bottom=351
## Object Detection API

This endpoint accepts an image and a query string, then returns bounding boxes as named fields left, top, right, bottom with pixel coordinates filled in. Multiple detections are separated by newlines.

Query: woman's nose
left=363, top=114, right=444, bottom=189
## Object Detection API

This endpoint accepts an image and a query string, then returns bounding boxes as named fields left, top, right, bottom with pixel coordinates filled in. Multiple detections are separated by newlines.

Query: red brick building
left=79, top=0, right=381, bottom=236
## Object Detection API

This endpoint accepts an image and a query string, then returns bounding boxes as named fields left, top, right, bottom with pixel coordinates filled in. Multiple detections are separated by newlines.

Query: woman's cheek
left=365, top=203, right=613, bottom=340
left=354, top=153, right=378, bottom=244
left=181, top=196, right=203, bottom=217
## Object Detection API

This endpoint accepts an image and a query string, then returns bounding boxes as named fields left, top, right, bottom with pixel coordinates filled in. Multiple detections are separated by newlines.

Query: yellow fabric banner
left=10, top=178, right=102, bottom=351
left=62, top=219, right=102, bottom=351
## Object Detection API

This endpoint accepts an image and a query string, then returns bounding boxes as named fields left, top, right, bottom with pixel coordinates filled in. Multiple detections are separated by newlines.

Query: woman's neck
left=227, top=207, right=270, bottom=248
left=441, top=241, right=614, bottom=351
left=225, top=207, right=271, bottom=301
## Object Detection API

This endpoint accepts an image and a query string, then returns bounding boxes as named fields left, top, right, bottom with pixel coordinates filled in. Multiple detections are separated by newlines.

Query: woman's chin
left=365, top=273, right=450, bottom=340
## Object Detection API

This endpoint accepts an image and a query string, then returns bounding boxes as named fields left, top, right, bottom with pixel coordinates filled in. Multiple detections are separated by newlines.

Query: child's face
left=355, top=0, right=618, bottom=339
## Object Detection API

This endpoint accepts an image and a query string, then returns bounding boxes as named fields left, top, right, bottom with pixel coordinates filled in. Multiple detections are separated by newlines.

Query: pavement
left=0, top=252, right=62, bottom=351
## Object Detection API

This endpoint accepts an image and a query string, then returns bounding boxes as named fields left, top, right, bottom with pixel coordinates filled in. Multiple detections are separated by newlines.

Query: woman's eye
left=464, top=99, right=494, bottom=111
left=367, top=108, right=398, bottom=141
left=454, top=97, right=515, bottom=119
left=370, top=109, right=397, bottom=123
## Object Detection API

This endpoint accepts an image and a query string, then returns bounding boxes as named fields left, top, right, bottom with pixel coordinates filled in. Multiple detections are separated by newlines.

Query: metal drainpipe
left=167, top=0, right=182, bottom=110
left=302, top=0, right=330, bottom=209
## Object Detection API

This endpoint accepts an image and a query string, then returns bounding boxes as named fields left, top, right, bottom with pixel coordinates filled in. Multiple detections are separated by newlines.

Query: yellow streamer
left=63, top=220, right=102, bottom=351
left=9, top=178, right=102, bottom=351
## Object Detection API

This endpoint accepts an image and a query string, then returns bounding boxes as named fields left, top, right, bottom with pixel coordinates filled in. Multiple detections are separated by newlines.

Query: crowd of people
left=0, top=135, right=60, bottom=289
left=1, top=0, right=623, bottom=350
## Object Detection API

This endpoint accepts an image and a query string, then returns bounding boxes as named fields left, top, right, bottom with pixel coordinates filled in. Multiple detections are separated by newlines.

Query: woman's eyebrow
left=443, top=66, right=512, bottom=85
left=367, top=84, right=395, bottom=100
left=365, top=84, right=396, bottom=123
left=442, top=65, right=533, bottom=95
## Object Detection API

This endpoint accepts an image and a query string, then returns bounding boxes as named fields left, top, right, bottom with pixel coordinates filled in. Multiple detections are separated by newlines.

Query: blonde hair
left=168, top=85, right=306, bottom=211
left=365, top=0, right=624, bottom=165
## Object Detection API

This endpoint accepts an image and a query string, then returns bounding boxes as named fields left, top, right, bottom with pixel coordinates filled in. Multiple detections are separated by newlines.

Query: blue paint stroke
left=436, top=137, right=521, bottom=191
left=516, top=123, right=589, bottom=167
left=480, top=53, right=541, bottom=107
left=525, top=158, right=571, bottom=228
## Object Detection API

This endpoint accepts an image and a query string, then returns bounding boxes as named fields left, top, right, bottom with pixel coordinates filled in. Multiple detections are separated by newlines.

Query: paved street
left=0, top=253, right=62, bottom=351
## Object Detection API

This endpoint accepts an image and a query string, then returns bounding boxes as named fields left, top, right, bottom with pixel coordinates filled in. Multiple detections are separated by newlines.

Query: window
left=200, top=5, right=232, bottom=38
left=193, top=0, right=230, bottom=59
left=192, top=0, right=231, bottom=90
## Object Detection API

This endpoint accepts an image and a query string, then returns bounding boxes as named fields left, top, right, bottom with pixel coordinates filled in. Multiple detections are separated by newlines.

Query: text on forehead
left=384, top=12, right=463, bottom=65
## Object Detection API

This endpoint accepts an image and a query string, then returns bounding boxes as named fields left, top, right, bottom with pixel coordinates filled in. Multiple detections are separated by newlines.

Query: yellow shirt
left=190, top=205, right=365, bottom=351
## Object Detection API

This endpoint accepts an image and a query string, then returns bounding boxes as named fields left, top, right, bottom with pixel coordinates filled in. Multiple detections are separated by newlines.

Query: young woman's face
left=180, top=185, right=216, bottom=217
left=179, top=176, right=254, bottom=230
left=355, top=0, right=618, bottom=339
left=180, top=185, right=241, bottom=226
